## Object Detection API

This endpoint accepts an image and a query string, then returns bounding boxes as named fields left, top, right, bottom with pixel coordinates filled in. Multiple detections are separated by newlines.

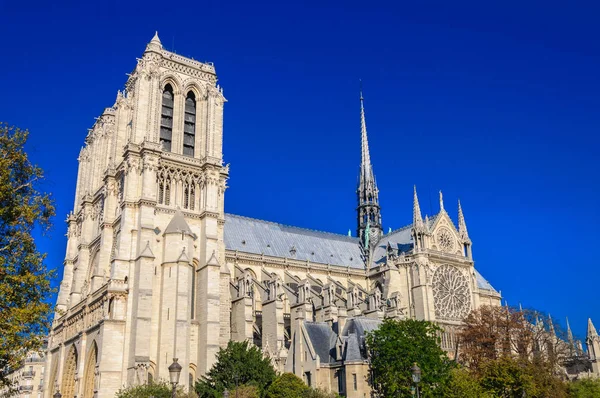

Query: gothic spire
left=458, top=200, right=471, bottom=242
left=413, top=186, right=423, bottom=228
left=356, top=84, right=382, bottom=250
left=588, top=318, right=598, bottom=338
left=548, top=315, right=556, bottom=336
left=567, top=317, right=575, bottom=345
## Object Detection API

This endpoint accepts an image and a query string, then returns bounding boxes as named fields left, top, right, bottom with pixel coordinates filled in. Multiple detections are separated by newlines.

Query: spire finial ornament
left=458, top=200, right=471, bottom=242
left=548, top=314, right=556, bottom=336
left=413, top=185, right=423, bottom=227
left=588, top=318, right=598, bottom=338
left=356, top=83, right=381, bottom=251
left=567, top=317, right=575, bottom=344
left=439, top=190, right=445, bottom=212
left=146, top=31, right=163, bottom=52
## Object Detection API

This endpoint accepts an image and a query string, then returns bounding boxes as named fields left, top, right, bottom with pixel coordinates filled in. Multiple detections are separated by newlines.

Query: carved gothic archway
left=82, top=342, right=98, bottom=398
left=61, top=346, right=78, bottom=398
left=48, top=352, right=60, bottom=396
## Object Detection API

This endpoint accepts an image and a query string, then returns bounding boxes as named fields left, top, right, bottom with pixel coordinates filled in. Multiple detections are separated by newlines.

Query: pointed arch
left=61, top=345, right=78, bottom=398
left=82, top=341, right=98, bottom=398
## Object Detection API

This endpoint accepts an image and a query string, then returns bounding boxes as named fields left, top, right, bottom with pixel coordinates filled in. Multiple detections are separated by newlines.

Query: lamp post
left=168, top=358, right=182, bottom=398
left=411, top=362, right=421, bottom=398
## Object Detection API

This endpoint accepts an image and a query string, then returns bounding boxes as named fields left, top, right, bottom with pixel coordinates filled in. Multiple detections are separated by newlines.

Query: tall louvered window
left=183, top=185, right=190, bottom=209
left=158, top=182, right=165, bottom=205
left=183, top=92, right=196, bottom=157
left=164, top=179, right=171, bottom=206
left=160, top=85, right=174, bottom=152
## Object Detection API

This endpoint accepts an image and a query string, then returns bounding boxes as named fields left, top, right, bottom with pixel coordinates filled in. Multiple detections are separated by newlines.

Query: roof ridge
left=225, top=213, right=359, bottom=241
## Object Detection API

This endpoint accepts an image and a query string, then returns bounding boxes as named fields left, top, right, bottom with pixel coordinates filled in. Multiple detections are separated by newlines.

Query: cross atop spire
left=356, top=84, right=381, bottom=250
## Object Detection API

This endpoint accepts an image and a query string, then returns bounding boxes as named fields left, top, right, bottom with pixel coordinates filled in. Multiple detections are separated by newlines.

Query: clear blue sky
left=1, top=1, right=598, bottom=340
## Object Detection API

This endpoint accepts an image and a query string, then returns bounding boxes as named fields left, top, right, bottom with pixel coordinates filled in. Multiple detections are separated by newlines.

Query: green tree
left=115, top=380, right=192, bottom=398
left=195, top=340, right=276, bottom=397
left=478, top=357, right=536, bottom=398
left=569, top=378, right=600, bottom=398
left=265, top=373, right=308, bottom=398
left=0, top=123, right=55, bottom=388
left=228, top=385, right=260, bottom=398
left=365, top=318, right=454, bottom=397
left=439, top=367, right=490, bottom=398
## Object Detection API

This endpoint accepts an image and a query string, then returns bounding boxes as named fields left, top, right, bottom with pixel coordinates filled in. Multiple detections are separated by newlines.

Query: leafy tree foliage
left=459, top=305, right=569, bottom=373
left=228, top=385, right=260, bottom=398
left=194, top=341, right=276, bottom=397
left=0, top=124, right=55, bottom=388
left=265, top=373, right=308, bottom=398
left=458, top=305, right=572, bottom=398
left=439, top=367, right=491, bottom=398
left=365, top=318, right=454, bottom=397
left=115, top=380, right=192, bottom=398
left=568, top=378, right=600, bottom=398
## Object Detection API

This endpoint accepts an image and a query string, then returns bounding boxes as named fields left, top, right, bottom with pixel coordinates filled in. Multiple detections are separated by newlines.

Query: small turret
left=411, top=186, right=427, bottom=251
left=146, top=31, right=163, bottom=52
left=587, top=318, right=600, bottom=370
left=457, top=200, right=473, bottom=259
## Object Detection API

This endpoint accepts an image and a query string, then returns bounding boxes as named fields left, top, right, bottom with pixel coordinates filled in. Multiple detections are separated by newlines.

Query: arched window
left=184, top=185, right=190, bottom=209
left=189, top=185, right=195, bottom=211
left=183, top=91, right=196, bottom=157
left=158, top=182, right=165, bottom=205
left=160, top=85, right=174, bottom=152
left=164, top=179, right=171, bottom=206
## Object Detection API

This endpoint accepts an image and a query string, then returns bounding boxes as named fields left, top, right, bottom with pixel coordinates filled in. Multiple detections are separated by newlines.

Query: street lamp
left=168, top=358, right=182, bottom=398
left=411, top=362, right=421, bottom=398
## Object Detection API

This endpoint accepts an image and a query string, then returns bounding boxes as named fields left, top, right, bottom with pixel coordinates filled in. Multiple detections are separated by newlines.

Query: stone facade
left=48, top=33, right=600, bottom=398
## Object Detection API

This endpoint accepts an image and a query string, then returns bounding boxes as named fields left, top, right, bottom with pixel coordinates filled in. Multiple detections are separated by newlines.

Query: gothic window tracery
left=183, top=92, right=196, bottom=157
left=160, top=85, right=174, bottom=152
left=432, top=264, right=471, bottom=320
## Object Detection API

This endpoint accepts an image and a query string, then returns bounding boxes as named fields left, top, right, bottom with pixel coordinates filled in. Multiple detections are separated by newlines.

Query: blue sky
left=1, top=0, right=598, bottom=339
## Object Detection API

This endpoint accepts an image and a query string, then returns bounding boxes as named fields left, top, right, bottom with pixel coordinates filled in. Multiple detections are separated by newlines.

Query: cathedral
left=42, top=33, right=598, bottom=398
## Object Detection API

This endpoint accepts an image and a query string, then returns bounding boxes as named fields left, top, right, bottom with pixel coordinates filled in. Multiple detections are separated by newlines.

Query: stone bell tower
left=45, top=32, right=229, bottom=398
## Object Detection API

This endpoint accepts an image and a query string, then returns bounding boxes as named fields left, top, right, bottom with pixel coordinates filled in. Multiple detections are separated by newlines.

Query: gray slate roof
left=165, top=209, right=193, bottom=234
left=303, top=322, right=338, bottom=364
left=224, top=214, right=365, bottom=268
left=342, top=318, right=382, bottom=361
left=223, top=213, right=498, bottom=293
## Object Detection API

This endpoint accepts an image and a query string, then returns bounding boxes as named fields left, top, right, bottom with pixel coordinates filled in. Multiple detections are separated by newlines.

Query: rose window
left=432, top=264, right=471, bottom=320
left=436, top=227, right=455, bottom=252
